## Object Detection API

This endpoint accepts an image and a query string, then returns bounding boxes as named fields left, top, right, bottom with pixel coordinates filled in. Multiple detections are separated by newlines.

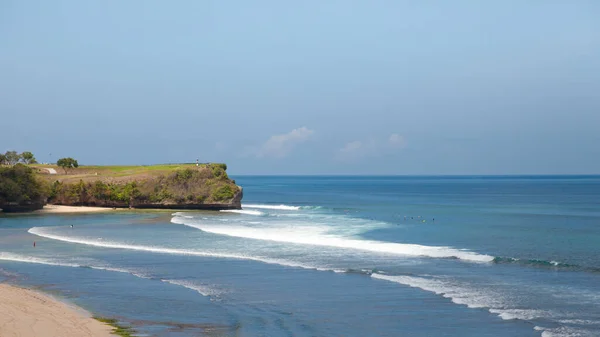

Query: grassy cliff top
left=31, top=163, right=228, bottom=183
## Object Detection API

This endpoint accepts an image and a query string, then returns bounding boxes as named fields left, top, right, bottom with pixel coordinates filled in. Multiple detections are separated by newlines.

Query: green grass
left=82, top=164, right=197, bottom=172
left=33, top=163, right=228, bottom=181
left=32, top=163, right=199, bottom=173
left=94, top=317, right=135, bottom=337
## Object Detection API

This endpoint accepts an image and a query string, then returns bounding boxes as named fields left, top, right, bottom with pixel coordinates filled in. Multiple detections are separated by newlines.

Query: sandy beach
left=35, top=205, right=117, bottom=214
left=0, top=284, right=113, bottom=337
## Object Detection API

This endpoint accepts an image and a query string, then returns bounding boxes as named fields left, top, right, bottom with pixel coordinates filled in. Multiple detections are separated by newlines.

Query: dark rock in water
left=0, top=201, right=45, bottom=213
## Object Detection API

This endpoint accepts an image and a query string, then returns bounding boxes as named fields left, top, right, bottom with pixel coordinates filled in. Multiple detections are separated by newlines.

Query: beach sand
left=35, top=205, right=117, bottom=214
left=0, top=284, right=113, bottom=337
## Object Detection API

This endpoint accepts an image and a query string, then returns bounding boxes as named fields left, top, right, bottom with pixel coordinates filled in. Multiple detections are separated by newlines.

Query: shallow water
left=1, top=176, right=599, bottom=336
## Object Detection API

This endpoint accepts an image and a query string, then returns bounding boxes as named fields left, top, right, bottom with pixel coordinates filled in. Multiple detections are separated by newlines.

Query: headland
left=0, top=163, right=242, bottom=213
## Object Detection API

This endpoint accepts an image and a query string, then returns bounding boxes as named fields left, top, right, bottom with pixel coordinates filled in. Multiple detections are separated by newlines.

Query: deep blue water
left=1, top=176, right=599, bottom=336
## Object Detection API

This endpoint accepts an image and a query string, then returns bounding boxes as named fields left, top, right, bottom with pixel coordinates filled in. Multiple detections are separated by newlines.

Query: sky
left=1, top=1, right=599, bottom=175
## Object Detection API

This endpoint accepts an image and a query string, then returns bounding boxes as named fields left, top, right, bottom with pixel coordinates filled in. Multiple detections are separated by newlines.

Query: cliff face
left=131, top=186, right=243, bottom=210
left=47, top=165, right=242, bottom=210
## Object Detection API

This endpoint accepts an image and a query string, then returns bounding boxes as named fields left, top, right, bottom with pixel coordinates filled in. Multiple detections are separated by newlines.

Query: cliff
left=45, top=164, right=242, bottom=210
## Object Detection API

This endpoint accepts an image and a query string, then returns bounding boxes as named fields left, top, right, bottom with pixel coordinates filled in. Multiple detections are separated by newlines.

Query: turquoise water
left=1, top=176, right=599, bottom=336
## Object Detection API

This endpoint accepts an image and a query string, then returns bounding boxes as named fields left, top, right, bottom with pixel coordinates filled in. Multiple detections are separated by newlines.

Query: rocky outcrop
left=0, top=201, right=45, bottom=213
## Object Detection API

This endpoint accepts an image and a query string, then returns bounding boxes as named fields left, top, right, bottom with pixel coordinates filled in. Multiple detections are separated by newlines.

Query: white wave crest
left=373, top=273, right=599, bottom=336
left=371, top=273, right=548, bottom=321
left=536, top=326, right=593, bottom=337
left=162, top=279, right=225, bottom=298
left=220, top=209, right=263, bottom=216
left=0, top=252, right=82, bottom=268
left=171, top=218, right=493, bottom=263
left=243, top=204, right=301, bottom=211
left=488, top=308, right=546, bottom=321
left=27, top=227, right=327, bottom=271
left=0, top=251, right=143, bottom=277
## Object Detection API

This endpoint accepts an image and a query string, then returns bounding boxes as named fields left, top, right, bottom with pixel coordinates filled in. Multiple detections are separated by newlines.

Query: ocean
left=1, top=175, right=599, bottom=336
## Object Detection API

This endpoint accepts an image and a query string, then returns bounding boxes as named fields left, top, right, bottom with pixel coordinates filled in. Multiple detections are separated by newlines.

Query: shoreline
left=0, top=204, right=237, bottom=215
left=0, top=283, right=113, bottom=337
left=35, top=205, right=119, bottom=214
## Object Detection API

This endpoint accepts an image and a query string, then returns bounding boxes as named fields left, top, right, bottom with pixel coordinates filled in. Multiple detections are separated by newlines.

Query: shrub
left=91, top=181, right=108, bottom=200
left=212, top=185, right=235, bottom=201
left=175, top=169, right=194, bottom=182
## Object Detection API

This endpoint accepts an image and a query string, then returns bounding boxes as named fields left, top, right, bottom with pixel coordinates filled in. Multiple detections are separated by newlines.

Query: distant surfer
left=70, top=224, right=74, bottom=228
left=33, top=241, right=36, bottom=248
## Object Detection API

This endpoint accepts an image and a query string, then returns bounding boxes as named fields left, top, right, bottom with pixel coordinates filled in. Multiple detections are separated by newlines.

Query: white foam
left=171, top=217, right=493, bottom=263
left=558, top=319, right=599, bottom=326
left=371, top=273, right=549, bottom=322
left=27, top=227, right=325, bottom=271
left=0, top=251, right=143, bottom=277
left=162, top=279, right=225, bottom=298
left=220, top=209, right=263, bottom=216
left=243, top=204, right=301, bottom=211
left=537, top=326, right=590, bottom=337
left=489, top=308, right=546, bottom=321
left=0, top=252, right=81, bottom=268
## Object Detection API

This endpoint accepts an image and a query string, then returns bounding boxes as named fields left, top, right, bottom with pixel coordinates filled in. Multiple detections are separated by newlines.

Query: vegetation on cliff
left=45, top=163, right=241, bottom=209
left=0, top=164, right=47, bottom=212
left=0, top=153, right=241, bottom=211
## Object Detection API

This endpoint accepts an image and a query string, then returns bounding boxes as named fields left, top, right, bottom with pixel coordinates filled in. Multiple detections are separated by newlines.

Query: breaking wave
left=0, top=251, right=142, bottom=276
left=162, top=279, right=226, bottom=299
left=27, top=227, right=332, bottom=271
left=493, top=257, right=600, bottom=273
left=220, top=209, right=263, bottom=216
left=171, top=216, right=494, bottom=263
left=243, top=204, right=301, bottom=211
left=371, top=273, right=600, bottom=336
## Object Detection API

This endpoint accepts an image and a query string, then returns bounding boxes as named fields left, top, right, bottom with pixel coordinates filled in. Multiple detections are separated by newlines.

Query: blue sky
left=1, top=1, right=599, bottom=175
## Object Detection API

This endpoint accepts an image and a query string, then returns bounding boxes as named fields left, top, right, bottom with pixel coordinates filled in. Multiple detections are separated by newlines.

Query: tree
left=0, top=154, right=6, bottom=166
left=0, top=164, right=47, bottom=212
left=56, top=157, right=79, bottom=174
left=4, top=151, right=21, bottom=165
left=20, top=151, right=37, bottom=164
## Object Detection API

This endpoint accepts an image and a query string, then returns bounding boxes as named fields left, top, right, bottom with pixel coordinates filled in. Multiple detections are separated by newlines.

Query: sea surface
left=1, top=176, right=599, bottom=336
